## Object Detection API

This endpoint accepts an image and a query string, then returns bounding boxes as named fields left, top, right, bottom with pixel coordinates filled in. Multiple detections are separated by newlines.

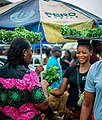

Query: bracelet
left=47, top=87, right=52, bottom=94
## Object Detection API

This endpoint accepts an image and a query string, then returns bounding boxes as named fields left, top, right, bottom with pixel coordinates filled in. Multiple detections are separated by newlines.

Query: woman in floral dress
left=0, top=38, right=48, bottom=120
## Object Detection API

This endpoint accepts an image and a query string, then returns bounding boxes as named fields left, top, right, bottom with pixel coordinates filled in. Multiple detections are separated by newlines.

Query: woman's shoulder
left=0, top=64, right=30, bottom=79
left=65, top=65, right=77, bottom=73
left=0, top=64, right=9, bottom=76
left=91, top=60, right=102, bottom=72
left=91, top=60, right=102, bottom=67
left=69, top=64, right=78, bottom=69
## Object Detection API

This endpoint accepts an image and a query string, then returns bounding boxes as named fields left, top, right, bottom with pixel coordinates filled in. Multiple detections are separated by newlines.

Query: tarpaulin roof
left=0, top=0, right=102, bottom=43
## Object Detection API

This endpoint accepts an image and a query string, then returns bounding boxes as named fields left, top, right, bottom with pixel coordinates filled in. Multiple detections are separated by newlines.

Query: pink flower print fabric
left=0, top=70, right=46, bottom=119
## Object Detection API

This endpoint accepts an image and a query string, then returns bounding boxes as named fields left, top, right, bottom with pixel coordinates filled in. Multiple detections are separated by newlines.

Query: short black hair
left=65, top=50, right=71, bottom=58
left=77, top=40, right=92, bottom=51
left=46, top=49, right=51, bottom=56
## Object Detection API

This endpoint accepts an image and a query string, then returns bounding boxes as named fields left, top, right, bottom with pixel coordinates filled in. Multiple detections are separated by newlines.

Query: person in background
left=70, top=50, right=78, bottom=67
left=46, top=46, right=69, bottom=118
left=0, top=38, right=49, bottom=120
left=90, top=40, right=100, bottom=64
left=80, top=41, right=102, bottom=120
left=94, top=40, right=102, bottom=59
left=46, top=46, right=62, bottom=89
left=43, top=49, right=51, bottom=65
left=50, top=40, right=92, bottom=120
left=61, top=49, right=72, bottom=74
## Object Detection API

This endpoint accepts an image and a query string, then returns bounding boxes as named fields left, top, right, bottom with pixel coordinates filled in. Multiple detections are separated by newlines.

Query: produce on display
left=60, top=25, right=102, bottom=38
left=0, top=26, right=42, bottom=43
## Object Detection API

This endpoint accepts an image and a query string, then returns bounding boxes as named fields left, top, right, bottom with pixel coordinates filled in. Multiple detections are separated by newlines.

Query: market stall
left=0, top=0, right=102, bottom=43
left=0, top=0, right=102, bottom=64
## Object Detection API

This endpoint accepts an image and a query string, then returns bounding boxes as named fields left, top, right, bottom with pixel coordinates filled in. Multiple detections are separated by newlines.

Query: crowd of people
left=0, top=37, right=102, bottom=120
left=48, top=40, right=93, bottom=119
left=42, top=40, right=102, bottom=120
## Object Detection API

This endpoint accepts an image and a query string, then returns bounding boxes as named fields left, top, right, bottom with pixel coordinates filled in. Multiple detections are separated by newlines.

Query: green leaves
left=47, top=87, right=52, bottom=94
left=0, top=26, right=42, bottom=43
left=60, top=25, right=102, bottom=38
left=43, top=66, right=60, bottom=85
left=60, top=25, right=81, bottom=36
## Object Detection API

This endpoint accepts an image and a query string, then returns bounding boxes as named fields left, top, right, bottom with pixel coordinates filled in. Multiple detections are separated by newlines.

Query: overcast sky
left=61, top=0, right=102, bottom=18
left=8, top=0, right=102, bottom=18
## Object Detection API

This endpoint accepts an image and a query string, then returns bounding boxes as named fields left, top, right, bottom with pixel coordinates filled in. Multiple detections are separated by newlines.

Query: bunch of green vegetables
left=60, top=25, right=81, bottom=36
left=60, top=25, right=102, bottom=38
left=43, top=66, right=60, bottom=85
left=0, top=26, right=42, bottom=43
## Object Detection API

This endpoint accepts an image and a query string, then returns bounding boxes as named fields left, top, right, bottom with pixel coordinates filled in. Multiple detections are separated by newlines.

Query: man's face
left=54, top=50, right=62, bottom=58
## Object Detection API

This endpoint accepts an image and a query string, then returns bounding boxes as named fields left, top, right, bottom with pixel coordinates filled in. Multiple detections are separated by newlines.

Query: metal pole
left=39, top=23, right=43, bottom=80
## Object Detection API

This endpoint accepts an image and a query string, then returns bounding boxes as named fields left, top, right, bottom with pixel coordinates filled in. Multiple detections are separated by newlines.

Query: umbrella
left=32, top=44, right=45, bottom=50
left=62, top=42, right=78, bottom=50
left=32, top=43, right=52, bottom=50
left=0, top=0, right=102, bottom=43
left=0, top=0, right=102, bottom=80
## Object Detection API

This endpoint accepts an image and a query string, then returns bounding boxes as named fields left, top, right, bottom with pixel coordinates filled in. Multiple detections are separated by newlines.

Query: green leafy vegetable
left=60, top=25, right=102, bottom=38
left=0, top=26, right=42, bottom=43
left=47, top=87, right=52, bottom=94
left=43, top=66, right=60, bottom=85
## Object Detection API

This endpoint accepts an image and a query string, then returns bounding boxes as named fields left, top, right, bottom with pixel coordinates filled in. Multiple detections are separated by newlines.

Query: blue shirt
left=85, top=60, right=102, bottom=120
left=46, top=55, right=62, bottom=89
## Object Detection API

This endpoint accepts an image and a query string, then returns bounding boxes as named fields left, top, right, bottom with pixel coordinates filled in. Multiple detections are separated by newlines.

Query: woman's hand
left=35, top=65, right=44, bottom=75
left=41, top=79, right=49, bottom=88
left=41, top=79, right=49, bottom=99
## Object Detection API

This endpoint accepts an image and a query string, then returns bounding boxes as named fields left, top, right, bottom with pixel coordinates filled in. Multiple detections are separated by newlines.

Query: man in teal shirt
left=46, top=46, right=69, bottom=118
left=46, top=46, right=62, bottom=89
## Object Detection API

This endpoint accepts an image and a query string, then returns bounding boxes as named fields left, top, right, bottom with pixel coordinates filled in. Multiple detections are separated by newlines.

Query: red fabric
left=92, top=114, right=94, bottom=120
left=90, top=54, right=99, bottom=64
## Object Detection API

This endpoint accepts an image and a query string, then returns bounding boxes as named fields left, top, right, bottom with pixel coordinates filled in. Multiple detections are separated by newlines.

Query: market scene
left=0, top=0, right=102, bottom=120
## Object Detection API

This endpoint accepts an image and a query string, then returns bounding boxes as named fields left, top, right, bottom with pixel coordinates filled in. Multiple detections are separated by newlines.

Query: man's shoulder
left=47, top=56, right=57, bottom=63
left=65, top=65, right=77, bottom=74
left=49, top=55, right=56, bottom=60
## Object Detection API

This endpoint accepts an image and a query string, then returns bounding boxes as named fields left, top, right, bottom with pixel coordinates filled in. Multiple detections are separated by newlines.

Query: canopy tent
left=0, top=0, right=102, bottom=44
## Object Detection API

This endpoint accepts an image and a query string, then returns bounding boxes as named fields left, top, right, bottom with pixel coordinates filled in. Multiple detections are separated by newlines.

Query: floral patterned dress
left=0, top=68, right=46, bottom=120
